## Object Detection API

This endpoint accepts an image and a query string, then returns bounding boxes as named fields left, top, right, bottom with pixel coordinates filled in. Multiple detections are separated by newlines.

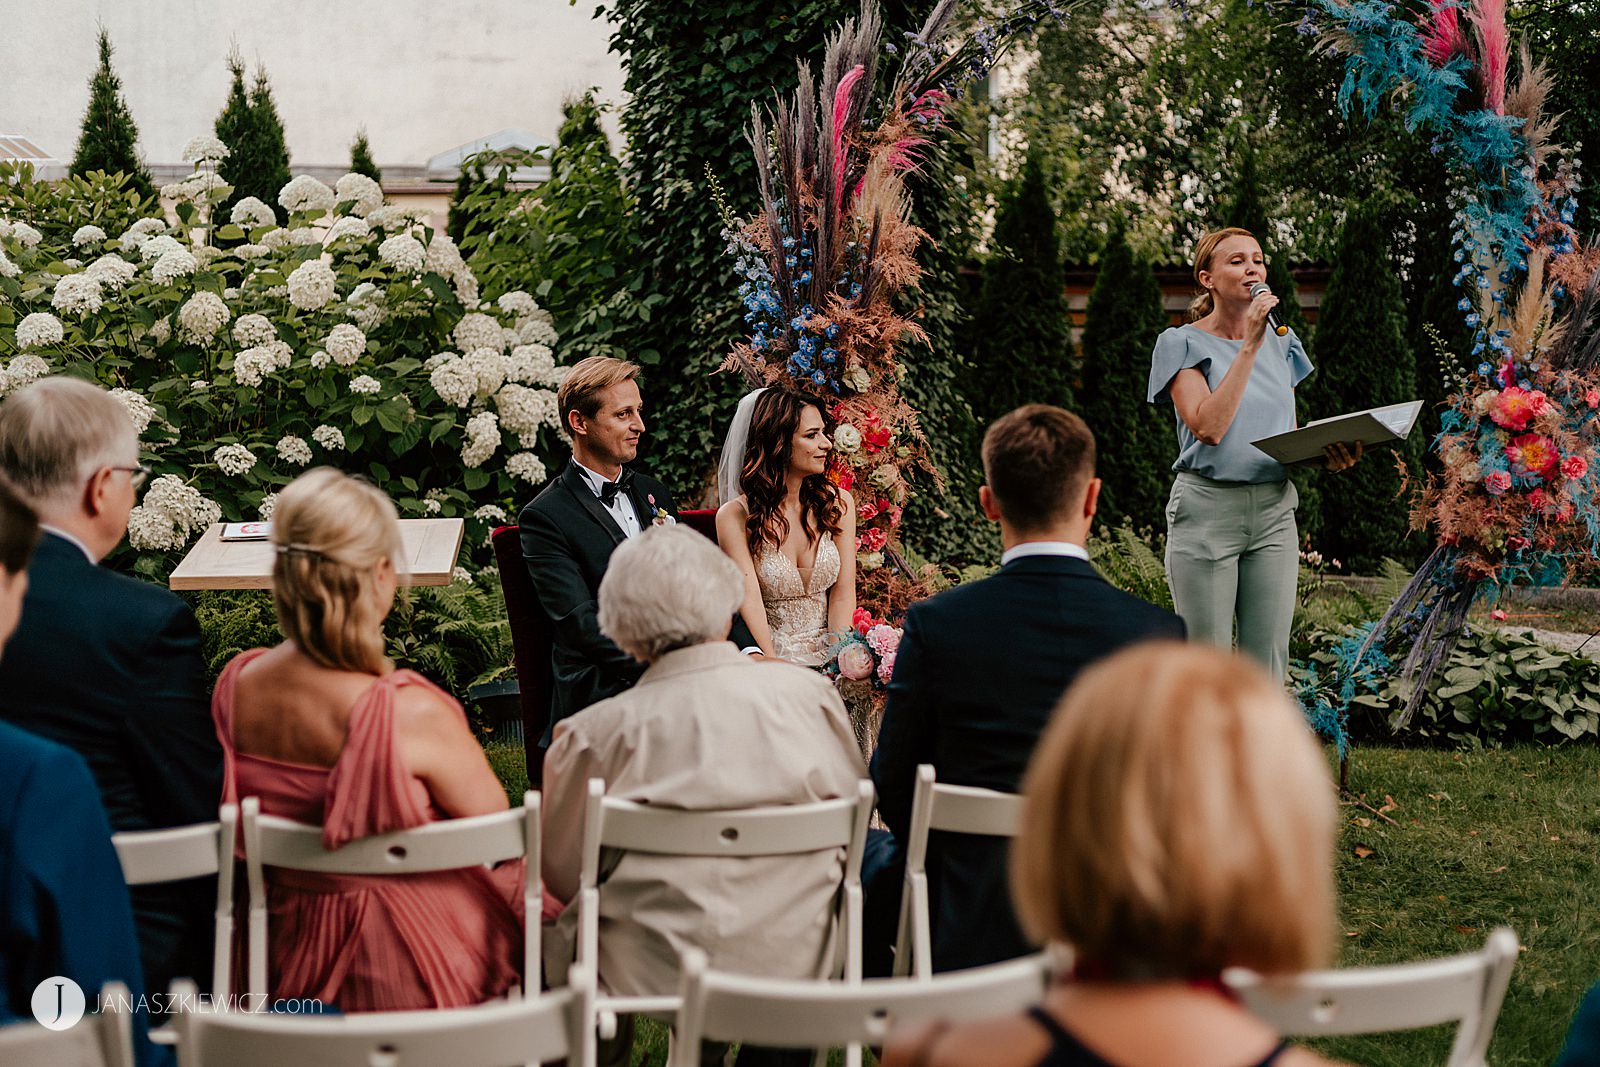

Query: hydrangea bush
left=0, top=150, right=569, bottom=576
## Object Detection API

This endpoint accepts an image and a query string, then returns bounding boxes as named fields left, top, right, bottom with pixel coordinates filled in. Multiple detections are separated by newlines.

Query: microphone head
left=1249, top=281, right=1272, bottom=299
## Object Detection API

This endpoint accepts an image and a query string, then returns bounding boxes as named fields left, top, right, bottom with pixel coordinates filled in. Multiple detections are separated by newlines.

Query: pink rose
left=1561, top=455, right=1588, bottom=480
left=1490, top=609, right=1508, bottom=621
left=877, top=652, right=897, bottom=685
left=1484, top=470, right=1512, bottom=495
left=836, top=642, right=875, bottom=681
left=866, top=624, right=900, bottom=657
left=1587, top=390, right=1600, bottom=409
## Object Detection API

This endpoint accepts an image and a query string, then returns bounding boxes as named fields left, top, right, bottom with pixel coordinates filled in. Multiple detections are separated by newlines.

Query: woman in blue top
left=1148, top=227, right=1359, bottom=679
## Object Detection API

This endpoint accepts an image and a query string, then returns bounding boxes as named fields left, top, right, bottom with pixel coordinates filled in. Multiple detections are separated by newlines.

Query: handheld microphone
left=1250, top=282, right=1289, bottom=337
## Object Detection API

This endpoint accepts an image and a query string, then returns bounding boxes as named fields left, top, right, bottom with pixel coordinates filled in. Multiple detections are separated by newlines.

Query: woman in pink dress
left=213, top=468, right=525, bottom=1011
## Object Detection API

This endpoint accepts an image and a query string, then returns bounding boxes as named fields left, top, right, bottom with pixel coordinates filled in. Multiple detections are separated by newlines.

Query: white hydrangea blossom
left=5, top=353, right=50, bottom=387
left=428, top=357, right=477, bottom=407
left=324, top=216, right=370, bottom=246
left=177, top=291, right=230, bottom=345
left=50, top=273, right=103, bottom=315
left=258, top=492, right=278, bottom=520
left=230, top=197, right=277, bottom=230
left=233, top=340, right=292, bottom=387
left=309, top=350, right=331, bottom=369
left=72, top=225, right=107, bottom=248
left=279, top=175, right=337, bottom=215
left=495, top=384, right=560, bottom=437
left=506, top=452, right=548, bottom=485
left=127, top=474, right=223, bottom=551
left=378, top=233, right=425, bottom=273
left=425, top=233, right=465, bottom=276
left=422, top=497, right=443, bottom=516
left=161, top=174, right=212, bottom=204
left=497, top=291, right=539, bottom=317
left=345, top=281, right=386, bottom=329
left=473, top=504, right=508, bottom=523
left=235, top=243, right=270, bottom=259
left=151, top=249, right=198, bottom=283
left=286, top=259, right=337, bottom=310
left=334, top=173, right=384, bottom=217
left=276, top=435, right=313, bottom=466
left=15, top=312, right=63, bottom=350
left=365, top=205, right=413, bottom=230
left=7, top=222, right=42, bottom=248
left=62, top=258, right=82, bottom=269
left=288, top=228, right=322, bottom=246
left=505, top=343, right=557, bottom=385
left=84, top=254, right=137, bottom=290
left=109, top=388, right=156, bottom=435
left=461, top=411, right=500, bottom=467
left=350, top=375, right=381, bottom=395
left=462, top=348, right=507, bottom=397
left=453, top=312, right=504, bottom=354
left=324, top=323, right=367, bottom=366
left=0, top=251, right=17, bottom=278
left=191, top=380, right=210, bottom=390
left=518, top=317, right=559, bottom=347
left=233, top=313, right=277, bottom=347
left=148, top=319, right=171, bottom=345
left=118, top=217, right=167, bottom=252
left=193, top=245, right=223, bottom=267
left=260, top=229, right=292, bottom=251
left=213, top=443, right=257, bottom=476
left=453, top=271, right=481, bottom=307
left=138, top=234, right=185, bottom=262
left=181, top=135, right=230, bottom=164
left=311, top=424, right=345, bottom=451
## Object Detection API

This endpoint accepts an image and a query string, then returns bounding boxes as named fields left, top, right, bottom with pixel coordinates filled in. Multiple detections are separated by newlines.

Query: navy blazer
left=0, top=721, right=168, bottom=1067
left=0, top=532, right=221, bottom=996
left=871, top=553, right=1185, bottom=972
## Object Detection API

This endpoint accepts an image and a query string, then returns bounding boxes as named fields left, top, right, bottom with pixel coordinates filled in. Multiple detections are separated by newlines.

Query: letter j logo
left=31, top=976, right=87, bottom=1030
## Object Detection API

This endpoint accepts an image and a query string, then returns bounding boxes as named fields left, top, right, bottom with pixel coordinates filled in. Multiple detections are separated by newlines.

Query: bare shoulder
left=834, top=483, right=855, bottom=514
left=716, top=496, right=749, bottom=522
left=391, top=678, right=464, bottom=735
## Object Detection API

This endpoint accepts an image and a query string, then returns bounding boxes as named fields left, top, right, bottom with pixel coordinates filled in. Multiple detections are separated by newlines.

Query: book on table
left=1251, top=400, right=1423, bottom=466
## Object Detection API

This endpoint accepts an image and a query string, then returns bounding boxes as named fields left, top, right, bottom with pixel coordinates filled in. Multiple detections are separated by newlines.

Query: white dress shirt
left=1000, top=540, right=1090, bottom=567
left=40, top=524, right=98, bottom=564
left=572, top=459, right=642, bottom=539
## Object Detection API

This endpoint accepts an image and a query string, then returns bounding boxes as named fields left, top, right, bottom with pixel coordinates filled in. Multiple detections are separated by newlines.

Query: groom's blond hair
left=558, top=356, right=641, bottom=435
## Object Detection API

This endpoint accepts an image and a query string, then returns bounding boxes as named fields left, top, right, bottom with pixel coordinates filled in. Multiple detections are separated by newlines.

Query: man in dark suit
left=870, top=405, right=1186, bottom=973
left=0, top=377, right=221, bottom=1002
left=519, top=356, right=756, bottom=745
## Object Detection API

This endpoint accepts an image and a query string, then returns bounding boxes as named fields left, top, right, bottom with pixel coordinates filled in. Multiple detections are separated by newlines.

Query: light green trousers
left=1163, top=473, right=1299, bottom=681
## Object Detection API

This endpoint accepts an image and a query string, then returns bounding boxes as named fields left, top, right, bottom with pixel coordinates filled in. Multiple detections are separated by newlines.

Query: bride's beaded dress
left=754, top=537, right=840, bottom=668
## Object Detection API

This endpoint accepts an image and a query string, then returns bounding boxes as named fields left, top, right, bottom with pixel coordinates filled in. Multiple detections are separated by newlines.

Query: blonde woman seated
left=884, top=643, right=1349, bottom=1067
left=213, top=468, right=530, bottom=1011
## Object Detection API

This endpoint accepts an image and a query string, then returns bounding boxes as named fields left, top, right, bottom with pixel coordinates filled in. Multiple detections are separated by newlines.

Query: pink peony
left=836, top=642, right=875, bottom=681
left=866, top=624, right=901, bottom=657
left=1484, top=470, right=1512, bottom=494
left=1561, top=455, right=1588, bottom=480
left=1506, top=433, right=1559, bottom=479
left=877, top=651, right=897, bottom=685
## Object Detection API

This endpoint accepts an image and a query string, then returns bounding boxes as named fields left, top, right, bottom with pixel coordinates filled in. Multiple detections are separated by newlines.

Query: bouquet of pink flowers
left=825, top=607, right=903, bottom=689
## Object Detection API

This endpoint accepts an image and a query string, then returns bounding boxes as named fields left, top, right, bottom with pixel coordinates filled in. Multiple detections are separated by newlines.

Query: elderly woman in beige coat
left=540, top=524, right=866, bottom=1066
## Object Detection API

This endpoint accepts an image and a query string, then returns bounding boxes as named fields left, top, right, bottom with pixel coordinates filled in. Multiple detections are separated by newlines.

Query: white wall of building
left=0, top=0, right=626, bottom=173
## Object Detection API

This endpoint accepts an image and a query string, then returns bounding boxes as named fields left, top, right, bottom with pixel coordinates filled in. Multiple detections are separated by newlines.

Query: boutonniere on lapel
left=647, top=493, right=675, bottom=527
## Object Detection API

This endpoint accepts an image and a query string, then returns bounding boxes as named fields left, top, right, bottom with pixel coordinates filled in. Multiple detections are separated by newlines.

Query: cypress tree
left=447, top=159, right=496, bottom=245
left=69, top=28, right=155, bottom=202
left=1078, top=217, right=1172, bottom=532
left=1310, top=202, right=1423, bottom=573
left=350, top=129, right=381, bottom=182
left=215, top=52, right=260, bottom=221
left=969, top=148, right=1074, bottom=425
left=248, top=64, right=292, bottom=211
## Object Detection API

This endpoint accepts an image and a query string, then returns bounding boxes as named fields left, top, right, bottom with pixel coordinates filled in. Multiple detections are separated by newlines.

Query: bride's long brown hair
left=742, top=388, right=843, bottom=557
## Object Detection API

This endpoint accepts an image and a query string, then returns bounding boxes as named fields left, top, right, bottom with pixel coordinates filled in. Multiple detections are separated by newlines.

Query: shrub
left=350, top=129, right=382, bottom=183
left=0, top=158, right=569, bottom=578
left=69, top=29, right=155, bottom=204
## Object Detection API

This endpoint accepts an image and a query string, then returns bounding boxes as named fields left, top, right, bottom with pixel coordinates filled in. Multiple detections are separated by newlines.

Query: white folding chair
left=574, top=777, right=876, bottom=1042
left=170, top=970, right=593, bottom=1067
left=1225, top=926, right=1519, bottom=1067
left=892, top=764, right=1024, bottom=979
left=671, top=950, right=1051, bottom=1067
left=113, top=805, right=239, bottom=999
left=0, top=981, right=134, bottom=1067
left=241, top=791, right=541, bottom=1002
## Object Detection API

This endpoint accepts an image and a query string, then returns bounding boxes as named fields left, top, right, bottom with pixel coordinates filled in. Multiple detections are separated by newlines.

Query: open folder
left=1251, top=400, right=1422, bottom=466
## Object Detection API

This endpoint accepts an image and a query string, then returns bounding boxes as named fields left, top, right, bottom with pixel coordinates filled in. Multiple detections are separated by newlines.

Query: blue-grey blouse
left=1147, top=323, right=1314, bottom=484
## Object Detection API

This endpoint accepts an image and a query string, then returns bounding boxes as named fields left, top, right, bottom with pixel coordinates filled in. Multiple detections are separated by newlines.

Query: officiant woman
left=1148, top=227, right=1359, bottom=680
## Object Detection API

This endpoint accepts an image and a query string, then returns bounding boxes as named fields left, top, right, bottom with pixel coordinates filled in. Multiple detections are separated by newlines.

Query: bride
left=716, top=387, right=857, bottom=666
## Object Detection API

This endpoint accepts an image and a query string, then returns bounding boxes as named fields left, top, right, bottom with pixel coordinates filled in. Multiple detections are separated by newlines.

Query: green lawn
left=485, top=741, right=1598, bottom=1064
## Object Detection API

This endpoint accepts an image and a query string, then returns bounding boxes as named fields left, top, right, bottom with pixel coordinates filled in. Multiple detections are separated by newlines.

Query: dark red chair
left=678, top=508, right=718, bottom=542
left=491, top=525, right=552, bottom=788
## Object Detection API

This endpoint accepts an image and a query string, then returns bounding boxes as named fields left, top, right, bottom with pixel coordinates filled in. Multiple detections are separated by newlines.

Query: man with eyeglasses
left=0, top=376, right=220, bottom=1005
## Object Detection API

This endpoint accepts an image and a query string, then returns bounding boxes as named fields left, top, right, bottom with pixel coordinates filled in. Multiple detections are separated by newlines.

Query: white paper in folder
left=1251, top=400, right=1423, bottom=466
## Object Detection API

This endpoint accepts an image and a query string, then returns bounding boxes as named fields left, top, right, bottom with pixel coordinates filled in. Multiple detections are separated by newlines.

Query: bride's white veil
left=716, top=388, right=767, bottom=506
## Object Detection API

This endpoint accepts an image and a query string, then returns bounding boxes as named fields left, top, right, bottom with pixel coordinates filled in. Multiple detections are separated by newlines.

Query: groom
left=519, top=356, right=757, bottom=747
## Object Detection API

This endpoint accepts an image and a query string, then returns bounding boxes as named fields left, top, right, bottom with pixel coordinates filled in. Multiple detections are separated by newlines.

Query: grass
left=483, top=740, right=1599, bottom=1064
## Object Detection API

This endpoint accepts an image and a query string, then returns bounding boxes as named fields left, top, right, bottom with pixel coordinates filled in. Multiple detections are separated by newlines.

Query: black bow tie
left=598, top=471, right=633, bottom=505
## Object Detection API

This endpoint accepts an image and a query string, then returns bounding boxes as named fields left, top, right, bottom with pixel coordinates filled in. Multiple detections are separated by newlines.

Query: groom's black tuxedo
left=519, top=460, right=756, bottom=741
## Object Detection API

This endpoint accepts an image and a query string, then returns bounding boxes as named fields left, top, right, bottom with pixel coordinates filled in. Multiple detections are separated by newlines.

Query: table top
left=168, top=519, right=465, bottom=591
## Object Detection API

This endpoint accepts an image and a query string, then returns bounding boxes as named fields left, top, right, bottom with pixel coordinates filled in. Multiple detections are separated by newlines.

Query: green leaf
left=464, top=468, right=490, bottom=491
left=215, top=224, right=246, bottom=240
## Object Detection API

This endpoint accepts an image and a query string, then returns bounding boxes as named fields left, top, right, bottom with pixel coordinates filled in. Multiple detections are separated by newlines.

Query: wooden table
left=168, top=519, right=465, bottom=591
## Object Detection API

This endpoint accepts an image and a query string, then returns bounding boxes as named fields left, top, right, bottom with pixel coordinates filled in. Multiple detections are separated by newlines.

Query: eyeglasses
left=110, top=465, right=152, bottom=490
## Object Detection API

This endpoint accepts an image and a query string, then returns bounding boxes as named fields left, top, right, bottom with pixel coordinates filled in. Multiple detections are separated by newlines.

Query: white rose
left=833, top=424, right=862, bottom=453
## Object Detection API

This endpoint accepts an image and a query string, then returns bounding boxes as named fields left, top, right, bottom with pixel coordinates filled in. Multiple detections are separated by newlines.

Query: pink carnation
left=857, top=499, right=879, bottom=521
left=1484, top=470, right=1512, bottom=494
left=1561, top=455, right=1588, bottom=480
left=1527, top=488, right=1548, bottom=512
left=866, top=624, right=900, bottom=657
left=858, top=526, right=887, bottom=553
left=836, top=642, right=875, bottom=681
left=1587, top=390, right=1600, bottom=409
left=877, top=652, right=897, bottom=684
left=851, top=607, right=874, bottom=636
